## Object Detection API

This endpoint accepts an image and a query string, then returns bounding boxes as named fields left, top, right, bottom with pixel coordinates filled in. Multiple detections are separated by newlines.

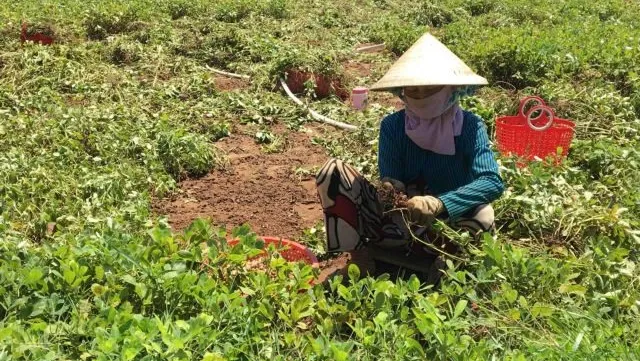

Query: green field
left=1, top=0, right=640, bottom=359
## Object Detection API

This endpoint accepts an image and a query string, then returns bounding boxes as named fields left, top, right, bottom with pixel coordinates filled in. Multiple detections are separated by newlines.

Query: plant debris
left=376, top=181, right=408, bottom=212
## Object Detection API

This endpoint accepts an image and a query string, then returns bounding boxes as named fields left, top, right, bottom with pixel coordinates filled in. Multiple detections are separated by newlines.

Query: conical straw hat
left=370, top=33, right=487, bottom=91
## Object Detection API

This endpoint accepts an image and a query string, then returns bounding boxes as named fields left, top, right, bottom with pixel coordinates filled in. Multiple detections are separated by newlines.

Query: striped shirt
left=378, top=109, right=504, bottom=220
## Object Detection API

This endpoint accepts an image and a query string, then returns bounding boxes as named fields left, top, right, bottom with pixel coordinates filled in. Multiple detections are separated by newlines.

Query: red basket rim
left=496, top=115, right=575, bottom=130
left=227, top=236, right=319, bottom=266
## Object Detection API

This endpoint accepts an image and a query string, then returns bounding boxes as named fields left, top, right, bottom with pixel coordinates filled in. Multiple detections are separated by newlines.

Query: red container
left=495, top=96, right=575, bottom=164
left=228, top=236, right=319, bottom=266
left=20, top=22, right=54, bottom=45
left=284, top=69, right=348, bottom=100
left=284, top=69, right=309, bottom=94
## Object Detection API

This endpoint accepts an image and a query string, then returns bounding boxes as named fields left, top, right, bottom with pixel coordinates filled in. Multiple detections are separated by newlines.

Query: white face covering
left=404, top=87, right=454, bottom=117
left=403, top=86, right=464, bottom=155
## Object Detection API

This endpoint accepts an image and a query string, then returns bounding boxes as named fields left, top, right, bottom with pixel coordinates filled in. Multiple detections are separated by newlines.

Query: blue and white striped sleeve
left=439, top=113, right=504, bottom=220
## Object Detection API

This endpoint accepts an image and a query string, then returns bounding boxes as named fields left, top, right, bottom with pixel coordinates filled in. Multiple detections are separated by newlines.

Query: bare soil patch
left=343, top=60, right=373, bottom=80
left=214, top=75, right=249, bottom=91
left=155, top=124, right=330, bottom=239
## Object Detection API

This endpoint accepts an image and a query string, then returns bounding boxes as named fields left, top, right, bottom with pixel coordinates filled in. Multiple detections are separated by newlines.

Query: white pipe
left=279, top=78, right=358, bottom=132
left=356, top=43, right=385, bottom=53
left=206, top=66, right=250, bottom=80
left=201, top=66, right=357, bottom=131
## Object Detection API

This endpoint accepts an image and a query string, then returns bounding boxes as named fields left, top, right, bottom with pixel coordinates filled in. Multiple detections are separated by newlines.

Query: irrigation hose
left=279, top=78, right=358, bottom=132
left=206, top=65, right=251, bottom=80
left=205, top=66, right=358, bottom=132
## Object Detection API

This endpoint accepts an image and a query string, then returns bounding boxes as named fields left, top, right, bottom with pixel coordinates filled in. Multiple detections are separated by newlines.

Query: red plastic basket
left=495, top=96, right=575, bottom=163
left=228, top=236, right=319, bottom=266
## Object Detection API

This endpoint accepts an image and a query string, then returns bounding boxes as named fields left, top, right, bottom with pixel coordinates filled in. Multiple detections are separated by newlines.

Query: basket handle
left=519, top=96, right=547, bottom=119
left=526, top=105, right=555, bottom=131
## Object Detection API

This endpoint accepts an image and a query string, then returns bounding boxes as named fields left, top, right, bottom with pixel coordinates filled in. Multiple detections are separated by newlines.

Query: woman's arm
left=438, top=113, right=504, bottom=220
left=378, top=113, right=405, bottom=182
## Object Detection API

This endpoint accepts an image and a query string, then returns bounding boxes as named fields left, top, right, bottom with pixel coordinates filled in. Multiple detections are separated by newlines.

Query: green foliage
left=166, top=0, right=200, bottom=20
left=367, top=18, right=426, bottom=55
left=462, top=0, right=498, bottom=16
left=407, top=1, right=456, bottom=27
left=318, top=7, right=345, bottom=29
left=84, top=7, right=143, bottom=40
left=110, top=39, right=142, bottom=65
left=214, top=0, right=257, bottom=23
left=254, top=129, right=276, bottom=144
left=261, top=0, right=291, bottom=19
left=197, top=119, right=232, bottom=142
left=265, top=42, right=343, bottom=82
left=371, top=0, right=390, bottom=9
left=157, top=125, right=222, bottom=180
left=533, top=81, right=639, bottom=139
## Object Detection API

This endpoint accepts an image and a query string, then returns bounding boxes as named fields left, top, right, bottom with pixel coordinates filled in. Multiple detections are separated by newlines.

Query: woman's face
left=403, top=86, right=444, bottom=99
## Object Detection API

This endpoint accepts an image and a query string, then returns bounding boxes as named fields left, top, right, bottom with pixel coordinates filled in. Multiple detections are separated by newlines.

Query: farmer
left=316, top=33, right=504, bottom=277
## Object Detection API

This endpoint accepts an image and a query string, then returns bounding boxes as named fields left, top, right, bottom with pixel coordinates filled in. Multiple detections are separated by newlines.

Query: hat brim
left=370, top=75, right=488, bottom=91
left=370, top=33, right=488, bottom=91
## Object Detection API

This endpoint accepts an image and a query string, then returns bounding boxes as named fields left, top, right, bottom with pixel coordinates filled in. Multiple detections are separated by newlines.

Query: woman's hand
left=380, top=177, right=406, bottom=193
left=406, top=196, right=444, bottom=225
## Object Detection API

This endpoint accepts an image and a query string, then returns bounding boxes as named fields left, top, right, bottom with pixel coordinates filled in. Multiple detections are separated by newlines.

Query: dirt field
left=155, top=124, right=329, bottom=239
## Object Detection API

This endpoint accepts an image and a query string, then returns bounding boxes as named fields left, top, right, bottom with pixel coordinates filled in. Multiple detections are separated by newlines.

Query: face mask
left=402, top=86, right=464, bottom=155
left=403, top=87, right=455, bottom=119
